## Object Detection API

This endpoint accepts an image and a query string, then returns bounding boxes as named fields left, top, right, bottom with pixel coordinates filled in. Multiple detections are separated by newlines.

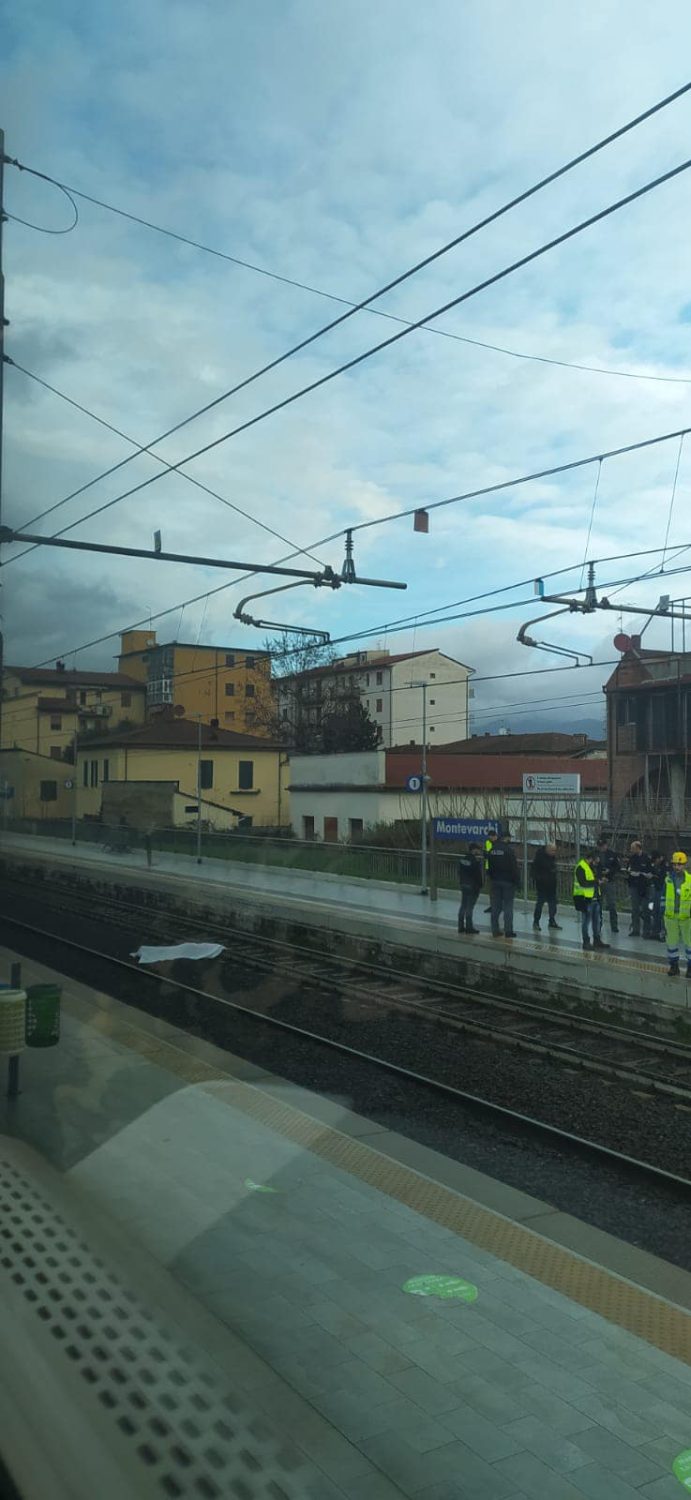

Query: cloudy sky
left=3, top=0, right=691, bottom=736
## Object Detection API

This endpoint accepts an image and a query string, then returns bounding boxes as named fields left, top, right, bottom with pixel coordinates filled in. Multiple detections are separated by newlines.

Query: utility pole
left=0, top=130, right=7, bottom=766
left=196, top=717, right=203, bottom=864
left=411, top=681, right=429, bottom=894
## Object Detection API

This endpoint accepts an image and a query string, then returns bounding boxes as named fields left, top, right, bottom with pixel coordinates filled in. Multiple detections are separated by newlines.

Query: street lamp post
left=196, top=717, right=203, bottom=865
left=411, top=681, right=429, bottom=895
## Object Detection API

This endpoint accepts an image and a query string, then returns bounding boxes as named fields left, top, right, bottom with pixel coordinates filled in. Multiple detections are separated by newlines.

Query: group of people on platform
left=457, top=830, right=691, bottom=976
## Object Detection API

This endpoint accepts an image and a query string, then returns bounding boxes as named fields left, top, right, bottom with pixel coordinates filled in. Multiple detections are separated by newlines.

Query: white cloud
left=2, top=0, right=691, bottom=730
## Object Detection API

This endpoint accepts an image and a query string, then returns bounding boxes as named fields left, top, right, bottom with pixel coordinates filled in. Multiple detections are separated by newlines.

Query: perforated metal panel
left=0, top=1154, right=314, bottom=1499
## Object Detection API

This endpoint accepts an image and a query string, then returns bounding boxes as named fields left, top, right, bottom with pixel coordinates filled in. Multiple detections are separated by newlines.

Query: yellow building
left=0, top=749, right=74, bottom=820
left=2, top=665, right=146, bottom=760
left=76, top=718, right=289, bottom=828
left=118, top=631, right=273, bottom=734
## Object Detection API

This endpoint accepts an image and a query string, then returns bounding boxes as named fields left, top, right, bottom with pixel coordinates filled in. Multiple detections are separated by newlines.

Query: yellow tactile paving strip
left=208, top=1079, right=691, bottom=1366
left=70, top=995, right=691, bottom=1365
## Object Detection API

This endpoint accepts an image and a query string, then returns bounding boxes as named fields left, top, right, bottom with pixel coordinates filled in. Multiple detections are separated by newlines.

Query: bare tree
left=260, top=632, right=381, bottom=753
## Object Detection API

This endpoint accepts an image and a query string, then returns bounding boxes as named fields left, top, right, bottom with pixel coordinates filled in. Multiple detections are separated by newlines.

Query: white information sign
left=522, top=772, right=581, bottom=794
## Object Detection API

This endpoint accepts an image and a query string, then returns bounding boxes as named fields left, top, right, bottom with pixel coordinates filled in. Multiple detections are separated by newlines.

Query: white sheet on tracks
left=131, top=942, right=224, bottom=964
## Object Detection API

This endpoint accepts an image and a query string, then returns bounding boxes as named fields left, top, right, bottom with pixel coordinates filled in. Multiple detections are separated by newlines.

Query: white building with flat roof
left=277, top=647, right=472, bottom=748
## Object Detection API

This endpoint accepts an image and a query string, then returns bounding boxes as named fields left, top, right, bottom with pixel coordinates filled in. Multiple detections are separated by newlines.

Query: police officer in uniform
left=458, top=841, right=483, bottom=934
left=488, top=832, right=519, bottom=939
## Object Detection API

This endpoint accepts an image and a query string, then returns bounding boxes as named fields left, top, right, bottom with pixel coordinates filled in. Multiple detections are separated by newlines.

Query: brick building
left=605, top=640, right=691, bottom=827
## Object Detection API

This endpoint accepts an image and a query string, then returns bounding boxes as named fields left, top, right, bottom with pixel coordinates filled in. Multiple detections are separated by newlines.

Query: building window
left=349, top=818, right=364, bottom=840
left=225, top=682, right=235, bottom=697
left=281, top=708, right=288, bottom=720
left=238, top=760, right=254, bottom=790
left=50, top=746, right=62, bottom=761
left=245, top=683, right=255, bottom=698
left=40, top=780, right=58, bottom=802
left=303, top=815, right=315, bottom=840
left=83, top=760, right=88, bottom=788
left=366, top=674, right=370, bottom=686
left=376, top=698, right=383, bottom=713
left=103, top=759, right=109, bottom=783
left=430, top=672, right=436, bottom=679
left=224, top=711, right=235, bottom=722
left=200, top=760, right=213, bottom=790
left=79, top=691, right=87, bottom=705
left=50, top=715, right=62, bottom=731
left=376, top=671, right=383, bottom=685
left=225, top=653, right=235, bottom=667
left=93, top=691, right=102, bottom=703
left=430, top=726, right=435, bottom=733
left=90, top=760, right=98, bottom=787
left=430, top=699, right=435, bottom=705
left=245, top=655, right=256, bottom=668
left=121, top=692, right=132, bottom=708
left=324, top=816, right=338, bottom=843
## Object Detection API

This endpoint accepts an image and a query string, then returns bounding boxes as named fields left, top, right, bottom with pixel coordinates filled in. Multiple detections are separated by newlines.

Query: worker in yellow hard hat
left=664, top=852, right=691, bottom=977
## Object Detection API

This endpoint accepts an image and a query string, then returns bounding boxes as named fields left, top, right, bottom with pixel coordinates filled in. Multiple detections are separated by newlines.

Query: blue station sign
left=433, top=817, right=501, bottom=840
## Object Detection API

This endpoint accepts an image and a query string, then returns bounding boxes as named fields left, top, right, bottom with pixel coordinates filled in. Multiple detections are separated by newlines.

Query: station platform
left=1, top=830, right=688, bottom=1023
left=2, top=943, right=691, bottom=1500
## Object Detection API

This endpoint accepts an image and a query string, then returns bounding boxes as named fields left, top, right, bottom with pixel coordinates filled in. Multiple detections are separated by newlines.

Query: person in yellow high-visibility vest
left=573, top=851, right=610, bottom=951
left=483, top=830, right=498, bottom=914
left=664, top=851, right=691, bottom=977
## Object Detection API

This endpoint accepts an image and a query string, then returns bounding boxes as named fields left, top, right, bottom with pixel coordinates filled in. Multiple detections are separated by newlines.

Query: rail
left=2, top=906, right=690, bottom=1192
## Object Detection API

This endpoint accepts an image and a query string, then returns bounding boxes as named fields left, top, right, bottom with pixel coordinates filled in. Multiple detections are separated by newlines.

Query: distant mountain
left=470, top=715, right=605, bottom=741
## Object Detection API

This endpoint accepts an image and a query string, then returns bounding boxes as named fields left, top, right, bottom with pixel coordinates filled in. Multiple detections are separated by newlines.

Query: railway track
left=3, top=910, right=691, bottom=1200
left=5, top=875, right=691, bottom=1106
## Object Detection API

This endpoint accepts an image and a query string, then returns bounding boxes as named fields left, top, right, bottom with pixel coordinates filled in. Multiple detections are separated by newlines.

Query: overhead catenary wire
left=7, top=165, right=691, bottom=388
left=3, top=357, right=327, bottom=566
left=579, top=458, right=603, bottom=590
left=337, top=420, right=691, bottom=543
left=290, top=542, right=691, bottom=655
left=10, top=629, right=676, bottom=743
left=662, top=432, right=686, bottom=567
left=7, top=80, right=691, bottom=549
left=4, top=176, right=78, bottom=234
left=10, top=151, right=691, bottom=563
left=20, top=535, right=691, bottom=677
left=0, top=695, right=609, bottom=756
left=0, top=681, right=610, bottom=741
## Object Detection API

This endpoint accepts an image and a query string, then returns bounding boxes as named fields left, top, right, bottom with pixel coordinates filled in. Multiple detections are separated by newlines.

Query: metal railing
left=0, top=817, right=641, bottom=910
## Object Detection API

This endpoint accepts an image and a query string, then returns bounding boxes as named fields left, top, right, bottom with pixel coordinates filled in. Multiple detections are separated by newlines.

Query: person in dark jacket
left=488, top=832, right=519, bottom=938
left=595, top=836, right=620, bottom=934
left=458, top=842, right=483, bottom=934
left=531, top=844, right=561, bottom=931
left=627, top=840, right=652, bottom=938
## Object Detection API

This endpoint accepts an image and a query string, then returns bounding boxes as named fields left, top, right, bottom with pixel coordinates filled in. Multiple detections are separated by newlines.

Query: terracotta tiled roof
left=78, top=719, right=278, bottom=751
left=280, top=649, right=471, bottom=683
left=423, top=732, right=605, bottom=756
left=8, top=667, right=143, bottom=688
left=386, top=751, right=608, bottom=790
